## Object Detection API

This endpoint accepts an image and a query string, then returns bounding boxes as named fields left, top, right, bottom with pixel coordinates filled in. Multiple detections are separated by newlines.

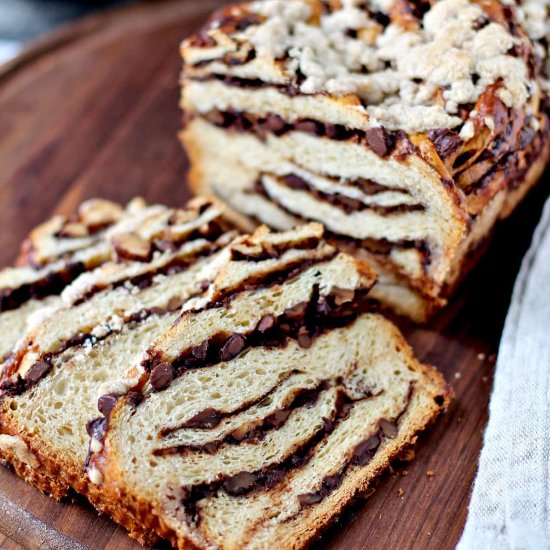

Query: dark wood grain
left=0, top=1, right=548, bottom=548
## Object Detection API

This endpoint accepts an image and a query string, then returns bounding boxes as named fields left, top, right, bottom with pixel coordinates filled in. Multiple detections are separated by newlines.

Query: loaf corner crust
left=180, top=0, right=550, bottom=322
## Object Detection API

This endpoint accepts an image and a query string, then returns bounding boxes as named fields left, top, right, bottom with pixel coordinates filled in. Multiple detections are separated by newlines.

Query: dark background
left=0, top=0, right=133, bottom=41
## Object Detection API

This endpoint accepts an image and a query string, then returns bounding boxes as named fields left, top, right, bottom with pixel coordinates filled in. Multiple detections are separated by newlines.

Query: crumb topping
left=221, top=0, right=539, bottom=131
left=511, top=0, right=550, bottom=42
left=511, top=0, right=550, bottom=91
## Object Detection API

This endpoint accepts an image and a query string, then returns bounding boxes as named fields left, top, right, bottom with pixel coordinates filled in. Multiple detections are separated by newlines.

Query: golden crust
left=0, top=411, right=159, bottom=545
left=0, top=435, right=159, bottom=545
left=443, top=126, right=550, bottom=294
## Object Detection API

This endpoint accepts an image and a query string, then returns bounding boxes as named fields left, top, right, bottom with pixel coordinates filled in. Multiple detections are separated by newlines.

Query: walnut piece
left=79, top=199, right=124, bottom=229
left=112, top=233, right=152, bottom=262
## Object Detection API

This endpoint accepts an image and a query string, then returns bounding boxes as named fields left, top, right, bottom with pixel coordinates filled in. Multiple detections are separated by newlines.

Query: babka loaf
left=181, top=0, right=550, bottom=321
left=87, top=225, right=451, bottom=549
left=0, top=197, right=235, bottom=543
left=0, top=198, right=142, bottom=374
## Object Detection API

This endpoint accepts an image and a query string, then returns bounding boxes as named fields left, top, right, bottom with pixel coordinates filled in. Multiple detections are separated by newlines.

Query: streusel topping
left=241, top=0, right=536, bottom=131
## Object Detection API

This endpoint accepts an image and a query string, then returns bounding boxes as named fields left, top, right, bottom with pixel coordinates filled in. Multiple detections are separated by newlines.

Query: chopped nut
left=79, top=199, right=123, bottom=228
left=59, top=222, right=89, bottom=238
left=166, top=296, right=184, bottom=312
left=332, top=287, right=355, bottom=306
left=169, top=210, right=195, bottom=226
left=88, top=466, right=103, bottom=485
left=113, top=233, right=152, bottom=262
left=426, top=470, right=434, bottom=477
left=126, top=197, right=146, bottom=213
left=231, top=243, right=257, bottom=259
left=401, top=470, right=409, bottom=477
left=459, top=120, right=475, bottom=140
left=230, top=423, right=253, bottom=441
left=484, top=116, right=495, bottom=133
left=397, top=488, right=404, bottom=497
left=263, top=242, right=277, bottom=257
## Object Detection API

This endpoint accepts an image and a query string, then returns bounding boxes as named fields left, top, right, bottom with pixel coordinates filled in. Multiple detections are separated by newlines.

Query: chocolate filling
left=296, top=431, right=383, bottom=508
left=443, top=85, right=550, bottom=206
left=0, top=302, right=183, bottom=396
left=296, top=385, right=416, bottom=509
left=208, top=249, right=339, bottom=310
left=84, top=416, right=110, bottom=469
left=191, top=74, right=303, bottom=97
left=97, top=394, right=120, bottom=418
left=428, top=128, right=463, bottom=160
left=158, top=370, right=302, bottom=438
left=73, top=229, right=226, bottom=306
left=144, top=284, right=368, bottom=387
left=329, top=231, right=430, bottom=264
left=349, top=178, right=409, bottom=196
left=150, top=362, right=175, bottom=392
left=277, top=173, right=424, bottom=216
left=253, top=178, right=432, bottom=269
left=0, top=261, right=85, bottom=313
left=155, top=379, right=381, bottom=457
left=177, top=385, right=378, bottom=527
left=86, top=416, right=108, bottom=441
left=191, top=8, right=262, bottom=47
left=199, top=108, right=400, bottom=159
left=461, top=113, right=549, bottom=199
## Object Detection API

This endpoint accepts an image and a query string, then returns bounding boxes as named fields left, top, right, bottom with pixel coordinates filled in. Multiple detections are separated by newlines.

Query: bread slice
left=0, top=196, right=211, bottom=378
left=0, top=198, right=146, bottom=374
left=0, top=197, right=235, bottom=543
left=87, top=225, right=451, bottom=549
left=180, top=0, right=550, bottom=321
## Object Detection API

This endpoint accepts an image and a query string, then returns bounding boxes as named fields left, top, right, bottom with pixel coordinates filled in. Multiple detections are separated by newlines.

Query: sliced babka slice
left=0, top=198, right=232, bottom=394
left=181, top=0, right=550, bottom=321
left=0, top=198, right=234, bottom=544
left=0, top=198, right=144, bottom=373
left=17, top=198, right=130, bottom=267
left=87, top=226, right=451, bottom=549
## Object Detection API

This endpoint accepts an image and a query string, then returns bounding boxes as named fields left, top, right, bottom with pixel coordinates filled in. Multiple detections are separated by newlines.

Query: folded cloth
left=458, top=196, right=550, bottom=549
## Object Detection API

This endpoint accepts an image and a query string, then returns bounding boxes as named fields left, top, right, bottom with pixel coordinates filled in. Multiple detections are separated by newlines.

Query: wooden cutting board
left=0, top=1, right=548, bottom=548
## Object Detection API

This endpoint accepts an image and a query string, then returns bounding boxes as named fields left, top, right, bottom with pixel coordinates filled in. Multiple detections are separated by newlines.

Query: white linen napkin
left=458, top=196, right=550, bottom=549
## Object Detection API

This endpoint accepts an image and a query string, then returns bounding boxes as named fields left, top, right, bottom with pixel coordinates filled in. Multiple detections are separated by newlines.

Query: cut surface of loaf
left=0, top=198, right=237, bottom=543
left=88, top=225, right=451, bottom=549
left=0, top=198, right=232, bottom=391
left=181, top=0, right=550, bottom=321
left=0, top=198, right=145, bottom=374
